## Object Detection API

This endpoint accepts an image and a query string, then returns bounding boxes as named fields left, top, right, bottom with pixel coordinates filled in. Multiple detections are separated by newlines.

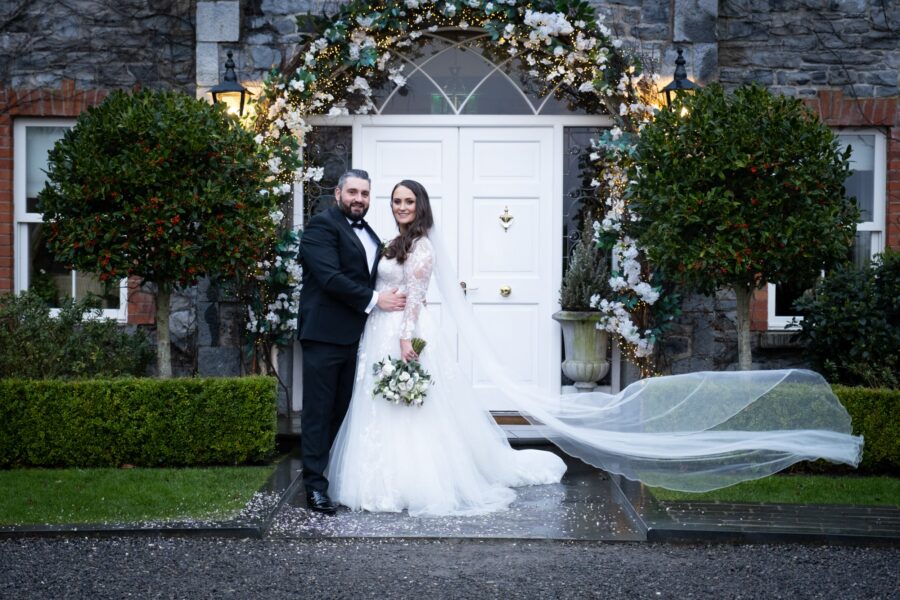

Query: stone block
left=197, top=1, right=240, bottom=42
left=873, top=86, right=898, bottom=98
left=777, top=71, right=810, bottom=86
left=219, top=302, right=246, bottom=347
left=630, top=23, right=670, bottom=40
left=274, top=16, right=298, bottom=36
left=846, top=84, right=875, bottom=97
left=250, top=45, right=282, bottom=71
left=828, top=0, right=868, bottom=15
left=674, top=0, right=717, bottom=43
left=262, top=0, right=327, bottom=14
left=662, top=335, right=692, bottom=361
left=198, top=346, right=242, bottom=377
left=725, top=20, right=763, bottom=40
left=198, top=302, right=219, bottom=347
left=196, top=42, right=220, bottom=86
left=693, top=43, right=718, bottom=83
left=865, top=70, right=898, bottom=87
left=746, top=70, right=775, bottom=86
left=641, top=0, right=670, bottom=24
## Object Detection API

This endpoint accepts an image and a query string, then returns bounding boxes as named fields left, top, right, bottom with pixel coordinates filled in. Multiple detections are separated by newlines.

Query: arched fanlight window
left=369, top=29, right=587, bottom=116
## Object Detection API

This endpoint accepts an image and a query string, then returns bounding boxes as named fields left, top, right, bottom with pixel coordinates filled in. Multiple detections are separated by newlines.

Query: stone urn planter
left=552, top=311, right=610, bottom=391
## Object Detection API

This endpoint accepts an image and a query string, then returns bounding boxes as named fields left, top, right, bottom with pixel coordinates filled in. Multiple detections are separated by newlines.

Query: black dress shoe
left=306, top=490, right=337, bottom=515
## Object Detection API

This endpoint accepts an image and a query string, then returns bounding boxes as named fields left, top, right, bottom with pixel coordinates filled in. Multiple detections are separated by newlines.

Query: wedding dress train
left=328, top=231, right=862, bottom=514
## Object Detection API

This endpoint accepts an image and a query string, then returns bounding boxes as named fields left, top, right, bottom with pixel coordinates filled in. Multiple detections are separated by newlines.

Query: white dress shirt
left=348, top=218, right=379, bottom=313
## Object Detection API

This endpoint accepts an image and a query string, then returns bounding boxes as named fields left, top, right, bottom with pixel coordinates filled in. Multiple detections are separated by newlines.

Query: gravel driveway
left=1, top=537, right=897, bottom=599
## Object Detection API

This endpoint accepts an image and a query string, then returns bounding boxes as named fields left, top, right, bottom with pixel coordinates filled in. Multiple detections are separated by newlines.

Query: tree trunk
left=733, top=285, right=753, bottom=371
left=155, top=288, right=172, bottom=378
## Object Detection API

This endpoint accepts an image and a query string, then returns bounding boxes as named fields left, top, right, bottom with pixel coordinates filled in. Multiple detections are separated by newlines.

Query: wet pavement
left=270, top=449, right=645, bottom=541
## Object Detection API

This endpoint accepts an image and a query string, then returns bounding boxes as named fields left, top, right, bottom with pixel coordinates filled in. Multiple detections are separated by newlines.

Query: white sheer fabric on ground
left=426, top=227, right=863, bottom=493
left=328, top=238, right=566, bottom=516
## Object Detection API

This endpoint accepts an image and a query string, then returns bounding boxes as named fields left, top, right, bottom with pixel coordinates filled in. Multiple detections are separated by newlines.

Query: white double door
left=359, top=125, right=560, bottom=409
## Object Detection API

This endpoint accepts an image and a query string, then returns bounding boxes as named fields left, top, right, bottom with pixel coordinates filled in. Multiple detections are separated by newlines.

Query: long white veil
left=427, top=227, right=863, bottom=492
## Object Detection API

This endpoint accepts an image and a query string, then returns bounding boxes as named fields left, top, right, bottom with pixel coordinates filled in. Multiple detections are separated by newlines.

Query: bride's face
left=391, top=185, right=417, bottom=231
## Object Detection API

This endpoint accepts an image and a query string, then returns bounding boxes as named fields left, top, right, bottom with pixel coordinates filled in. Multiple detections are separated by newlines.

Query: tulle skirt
left=327, top=306, right=566, bottom=517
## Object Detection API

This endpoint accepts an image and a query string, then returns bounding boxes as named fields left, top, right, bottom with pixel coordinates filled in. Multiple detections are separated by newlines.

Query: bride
left=327, top=179, right=863, bottom=516
left=327, top=180, right=567, bottom=516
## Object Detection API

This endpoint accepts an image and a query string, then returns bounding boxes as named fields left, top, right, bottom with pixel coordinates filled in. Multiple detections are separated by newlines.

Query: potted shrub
left=553, top=220, right=612, bottom=391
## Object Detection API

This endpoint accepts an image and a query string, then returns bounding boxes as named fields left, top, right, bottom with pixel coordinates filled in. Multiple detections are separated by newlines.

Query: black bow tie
left=350, top=220, right=366, bottom=230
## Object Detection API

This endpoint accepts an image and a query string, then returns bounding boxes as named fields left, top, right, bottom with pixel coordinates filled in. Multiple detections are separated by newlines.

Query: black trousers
left=300, top=339, right=360, bottom=493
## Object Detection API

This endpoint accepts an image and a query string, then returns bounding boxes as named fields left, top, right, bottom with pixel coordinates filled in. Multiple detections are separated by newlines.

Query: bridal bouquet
left=372, top=338, right=433, bottom=407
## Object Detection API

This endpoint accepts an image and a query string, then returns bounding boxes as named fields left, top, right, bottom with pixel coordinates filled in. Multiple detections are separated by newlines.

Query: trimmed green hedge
left=0, top=377, right=276, bottom=468
left=834, top=385, right=900, bottom=472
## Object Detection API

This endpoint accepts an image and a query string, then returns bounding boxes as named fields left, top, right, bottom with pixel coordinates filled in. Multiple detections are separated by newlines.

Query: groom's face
left=335, top=176, right=371, bottom=220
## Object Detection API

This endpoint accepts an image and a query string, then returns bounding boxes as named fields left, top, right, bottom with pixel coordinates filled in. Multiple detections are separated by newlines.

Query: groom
left=297, top=168, right=406, bottom=514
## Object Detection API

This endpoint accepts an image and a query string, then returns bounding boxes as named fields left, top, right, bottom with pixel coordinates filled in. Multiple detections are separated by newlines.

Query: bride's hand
left=400, top=339, right=418, bottom=362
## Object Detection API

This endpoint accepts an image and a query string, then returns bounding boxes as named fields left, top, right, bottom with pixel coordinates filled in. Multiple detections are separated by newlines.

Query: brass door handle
left=499, top=286, right=511, bottom=297
left=459, top=281, right=479, bottom=296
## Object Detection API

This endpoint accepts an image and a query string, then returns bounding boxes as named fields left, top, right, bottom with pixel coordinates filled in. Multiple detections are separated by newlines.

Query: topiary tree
left=38, top=89, right=282, bottom=377
left=628, top=83, right=858, bottom=370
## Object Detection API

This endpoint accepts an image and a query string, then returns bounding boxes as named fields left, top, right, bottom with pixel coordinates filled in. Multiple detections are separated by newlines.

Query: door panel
left=359, top=125, right=556, bottom=409
left=459, top=128, right=556, bottom=408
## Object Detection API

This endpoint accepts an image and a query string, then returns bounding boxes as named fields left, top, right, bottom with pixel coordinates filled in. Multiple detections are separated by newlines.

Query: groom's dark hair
left=337, top=169, right=370, bottom=189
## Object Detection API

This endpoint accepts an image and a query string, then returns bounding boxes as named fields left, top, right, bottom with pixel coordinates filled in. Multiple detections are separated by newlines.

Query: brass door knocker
left=499, top=206, right=514, bottom=232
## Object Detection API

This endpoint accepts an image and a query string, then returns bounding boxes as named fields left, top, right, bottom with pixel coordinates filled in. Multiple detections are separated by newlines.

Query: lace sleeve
left=399, top=237, right=434, bottom=340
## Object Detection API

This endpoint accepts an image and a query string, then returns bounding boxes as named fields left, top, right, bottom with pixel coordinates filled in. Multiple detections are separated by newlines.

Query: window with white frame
left=768, top=129, right=887, bottom=329
left=13, top=118, right=127, bottom=320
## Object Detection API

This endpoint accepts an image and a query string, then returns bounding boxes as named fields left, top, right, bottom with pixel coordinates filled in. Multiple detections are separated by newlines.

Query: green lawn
left=649, top=474, right=900, bottom=506
left=0, top=464, right=277, bottom=526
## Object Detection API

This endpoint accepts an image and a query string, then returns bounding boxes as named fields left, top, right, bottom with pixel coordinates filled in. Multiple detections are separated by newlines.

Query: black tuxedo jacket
left=297, top=205, right=382, bottom=345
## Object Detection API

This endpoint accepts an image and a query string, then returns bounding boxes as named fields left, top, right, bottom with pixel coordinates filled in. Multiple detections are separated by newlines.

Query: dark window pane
left=839, top=134, right=876, bottom=222
left=845, top=170, right=875, bottom=222
left=850, top=231, right=873, bottom=269
left=774, top=280, right=810, bottom=318
left=26, top=126, right=68, bottom=213
left=304, top=126, right=352, bottom=220
left=380, top=71, right=446, bottom=114
left=562, top=126, right=605, bottom=263
left=460, top=71, right=532, bottom=115
left=27, top=223, right=119, bottom=309
left=27, top=223, right=69, bottom=308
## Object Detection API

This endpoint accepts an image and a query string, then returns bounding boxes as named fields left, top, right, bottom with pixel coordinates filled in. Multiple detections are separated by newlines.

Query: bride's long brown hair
left=383, top=179, right=434, bottom=264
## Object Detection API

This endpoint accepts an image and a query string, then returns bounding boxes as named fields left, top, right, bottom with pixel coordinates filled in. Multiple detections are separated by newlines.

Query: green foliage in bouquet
left=372, top=338, right=432, bottom=407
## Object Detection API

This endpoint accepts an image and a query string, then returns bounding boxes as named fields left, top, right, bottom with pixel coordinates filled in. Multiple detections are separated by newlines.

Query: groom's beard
left=337, top=199, right=369, bottom=220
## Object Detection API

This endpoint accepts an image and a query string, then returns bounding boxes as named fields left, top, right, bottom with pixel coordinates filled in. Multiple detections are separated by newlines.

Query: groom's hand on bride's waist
left=377, top=288, right=406, bottom=311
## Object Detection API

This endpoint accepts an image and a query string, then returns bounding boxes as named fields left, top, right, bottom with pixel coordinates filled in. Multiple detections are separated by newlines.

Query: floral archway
left=245, top=0, right=667, bottom=373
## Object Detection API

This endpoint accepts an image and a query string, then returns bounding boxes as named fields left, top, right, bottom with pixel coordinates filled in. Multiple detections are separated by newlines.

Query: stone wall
left=719, top=0, right=900, bottom=97
left=598, top=0, right=719, bottom=85
left=662, top=290, right=811, bottom=374
left=0, top=0, right=196, bottom=92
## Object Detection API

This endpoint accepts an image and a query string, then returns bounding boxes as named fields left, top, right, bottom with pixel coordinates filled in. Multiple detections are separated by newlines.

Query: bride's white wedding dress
left=328, top=236, right=566, bottom=516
